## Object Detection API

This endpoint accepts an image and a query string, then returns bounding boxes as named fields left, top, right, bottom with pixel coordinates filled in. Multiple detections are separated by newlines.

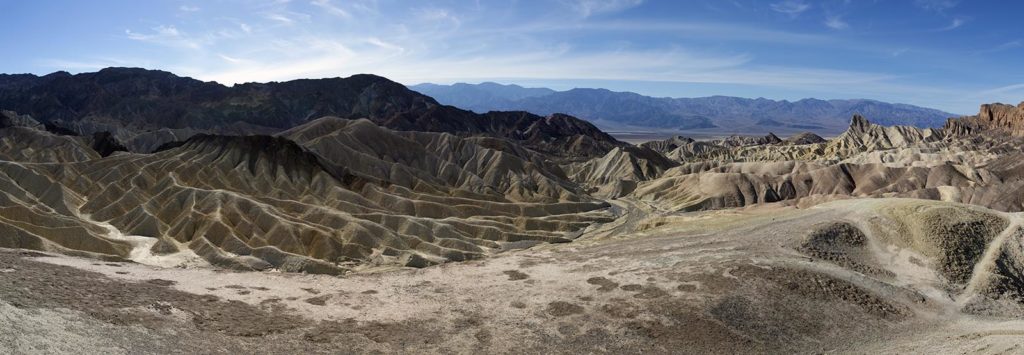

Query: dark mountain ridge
left=0, top=68, right=623, bottom=159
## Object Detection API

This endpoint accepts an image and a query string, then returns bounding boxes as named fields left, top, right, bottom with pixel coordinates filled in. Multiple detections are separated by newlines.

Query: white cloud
left=265, top=13, right=294, bottom=24
left=240, top=23, right=253, bottom=34
left=567, top=0, right=644, bottom=18
left=179, top=5, right=200, bottom=12
left=979, top=83, right=1024, bottom=97
left=770, top=1, right=810, bottom=16
left=364, top=37, right=405, bottom=53
left=218, top=54, right=243, bottom=63
left=998, top=40, right=1022, bottom=49
left=414, top=8, right=461, bottom=28
left=263, top=11, right=310, bottom=25
left=938, top=17, right=966, bottom=31
left=125, top=25, right=202, bottom=49
left=915, top=0, right=958, bottom=12
left=824, top=15, right=848, bottom=30
left=310, top=0, right=351, bottom=18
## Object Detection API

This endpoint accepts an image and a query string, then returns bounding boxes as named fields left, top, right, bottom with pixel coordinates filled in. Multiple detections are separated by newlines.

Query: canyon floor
left=4, top=198, right=1024, bottom=354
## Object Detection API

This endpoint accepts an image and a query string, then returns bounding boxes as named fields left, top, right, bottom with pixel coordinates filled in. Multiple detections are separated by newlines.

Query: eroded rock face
left=944, top=102, right=1024, bottom=136
left=977, top=102, right=1024, bottom=133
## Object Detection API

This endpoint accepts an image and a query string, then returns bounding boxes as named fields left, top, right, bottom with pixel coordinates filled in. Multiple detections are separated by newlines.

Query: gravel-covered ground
left=2, top=198, right=1024, bottom=354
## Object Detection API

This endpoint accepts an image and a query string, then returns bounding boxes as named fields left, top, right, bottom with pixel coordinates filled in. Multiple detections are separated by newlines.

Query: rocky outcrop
left=944, top=102, right=1024, bottom=136
left=0, top=110, right=43, bottom=130
left=86, top=132, right=128, bottom=157
left=715, top=133, right=782, bottom=147
left=820, top=115, right=944, bottom=159
left=640, top=135, right=695, bottom=153
left=783, top=132, right=826, bottom=145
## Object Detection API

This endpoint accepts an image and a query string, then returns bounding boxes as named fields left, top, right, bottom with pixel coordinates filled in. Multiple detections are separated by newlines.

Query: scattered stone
left=587, top=277, right=619, bottom=292
left=503, top=270, right=530, bottom=281
left=547, top=301, right=584, bottom=317
left=620, top=284, right=642, bottom=292
left=146, top=279, right=177, bottom=287
left=306, top=295, right=330, bottom=306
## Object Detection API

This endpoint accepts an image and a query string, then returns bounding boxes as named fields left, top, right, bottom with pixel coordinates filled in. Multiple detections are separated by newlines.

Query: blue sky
left=1, top=0, right=1022, bottom=114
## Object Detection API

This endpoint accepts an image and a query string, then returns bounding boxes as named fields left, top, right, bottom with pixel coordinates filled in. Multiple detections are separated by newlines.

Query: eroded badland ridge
left=2, top=68, right=1024, bottom=353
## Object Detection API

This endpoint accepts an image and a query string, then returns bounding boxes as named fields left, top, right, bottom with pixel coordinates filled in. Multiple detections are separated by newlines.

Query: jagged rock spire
left=850, top=114, right=871, bottom=132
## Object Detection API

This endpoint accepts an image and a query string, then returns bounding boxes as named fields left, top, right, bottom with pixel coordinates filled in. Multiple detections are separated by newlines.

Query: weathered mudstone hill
left=0, top=117, right=616, bottom=272
left=630, top=111, right=1024, bottom=212
left=713, top=132, right=782, bottom=147
left=782, top=132, right=826, bottom=145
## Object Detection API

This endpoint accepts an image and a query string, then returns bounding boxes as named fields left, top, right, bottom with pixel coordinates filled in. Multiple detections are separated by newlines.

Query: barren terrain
left=5, top=198, right=1024, bottom=354
left=3, top=70, right=1024, bottom=353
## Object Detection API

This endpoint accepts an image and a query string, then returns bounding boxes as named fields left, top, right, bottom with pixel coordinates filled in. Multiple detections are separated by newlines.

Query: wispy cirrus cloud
left=937, top=17, right=966, bottom=31
left=310, top=0, right=351, bottom=18
left=125, top=25, right=203, bottom=50
left=986, top=40, right=1023, bottom=53
left=824, top=15, right=848, bottom=30
left=566, top=0, right=644, bottom=18
left=915, top=0, right=958, bottom=12
left=770, top=0, right=811, bottom=17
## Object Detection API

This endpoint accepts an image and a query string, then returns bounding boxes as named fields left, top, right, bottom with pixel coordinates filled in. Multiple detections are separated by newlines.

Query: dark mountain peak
left=82, top=67, right=207, bottom=87
left=88, top=131, right=128, bottom=157
left=794, top=98, right=828, bottom=105
left=783, top=132, right=826, bottom=145
left=94, top=66, right=177, bottom=77
left=541, top=113, right=613, bottom=137
left=850, top=114, right=871, bottom=132
left=476, top=81, right=521, bottom=89
left=565, top=87, right=615, bottom=95
left=44, top=71, right=73, bottom=79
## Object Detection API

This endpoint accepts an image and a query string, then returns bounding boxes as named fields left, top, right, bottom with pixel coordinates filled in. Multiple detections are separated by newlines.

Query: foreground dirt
left=2, top=198, right=1024, bottom=354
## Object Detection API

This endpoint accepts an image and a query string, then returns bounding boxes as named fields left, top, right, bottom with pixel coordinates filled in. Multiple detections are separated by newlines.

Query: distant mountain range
left=0, top=68, right=622, bottom=158
left=410, top=82, right=958, bottom=135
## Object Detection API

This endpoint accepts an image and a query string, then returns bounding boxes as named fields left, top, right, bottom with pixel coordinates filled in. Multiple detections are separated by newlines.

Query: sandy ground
left=2, top=198, right=1024, bottom=354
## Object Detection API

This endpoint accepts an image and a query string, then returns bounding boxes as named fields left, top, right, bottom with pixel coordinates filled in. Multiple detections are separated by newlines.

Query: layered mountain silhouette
left=411, top=82, right=957, bottom=134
